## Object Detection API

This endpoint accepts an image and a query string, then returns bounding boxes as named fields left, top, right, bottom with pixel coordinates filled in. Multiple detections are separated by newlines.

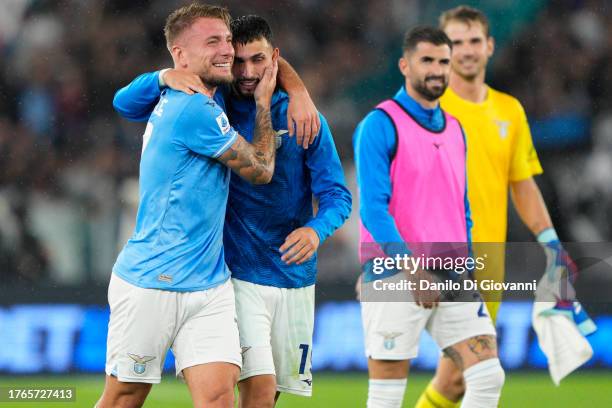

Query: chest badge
left=494, top=120, right=510, bottom=139
left=275, top=129, right=288, bottom=149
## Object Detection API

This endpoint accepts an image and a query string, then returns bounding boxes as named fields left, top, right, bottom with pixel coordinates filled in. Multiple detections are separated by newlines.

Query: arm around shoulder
left=113, top=71, right=164, bottom=122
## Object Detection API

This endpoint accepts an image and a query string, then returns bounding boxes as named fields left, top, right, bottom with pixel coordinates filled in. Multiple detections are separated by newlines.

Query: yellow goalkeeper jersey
left=440, top=86, right=543, bottom=243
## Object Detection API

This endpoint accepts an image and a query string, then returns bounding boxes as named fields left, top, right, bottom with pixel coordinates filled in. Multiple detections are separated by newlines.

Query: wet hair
left=402, top=26, right=453, bottom=54
left=231, top=15, right=273, bottom=46
left=164, top=3, right=231, bottom=49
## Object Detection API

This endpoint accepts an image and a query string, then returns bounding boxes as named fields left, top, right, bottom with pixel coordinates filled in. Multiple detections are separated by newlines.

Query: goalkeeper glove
left=537, top=228, right=578, bottom=301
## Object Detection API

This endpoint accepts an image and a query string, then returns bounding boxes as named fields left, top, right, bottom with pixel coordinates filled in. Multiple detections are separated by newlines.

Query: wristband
left=537, top=227, right=558, bottom=244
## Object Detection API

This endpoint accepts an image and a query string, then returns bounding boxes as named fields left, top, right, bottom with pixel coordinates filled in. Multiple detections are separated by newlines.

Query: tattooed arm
left=217, top=103, right=276, bottom=184
left=217, top=59, right=278, bottom=184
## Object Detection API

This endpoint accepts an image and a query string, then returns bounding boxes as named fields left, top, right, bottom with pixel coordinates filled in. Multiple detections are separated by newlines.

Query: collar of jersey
left=446, top=85, right=491, bottom=109
left=394, top=86, right=444, bottom=131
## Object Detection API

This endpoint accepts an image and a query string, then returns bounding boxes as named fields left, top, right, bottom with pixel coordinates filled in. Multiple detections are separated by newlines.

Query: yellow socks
left=415, top=382, right=460, bottom=408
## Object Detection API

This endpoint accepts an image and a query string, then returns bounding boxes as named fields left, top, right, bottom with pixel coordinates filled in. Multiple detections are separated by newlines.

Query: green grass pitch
left=0, top=372, right=610, bottom=407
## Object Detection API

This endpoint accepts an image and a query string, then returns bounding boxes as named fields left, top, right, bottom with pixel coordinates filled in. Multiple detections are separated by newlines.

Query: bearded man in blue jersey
left=112, top=14, right=352, bottom=408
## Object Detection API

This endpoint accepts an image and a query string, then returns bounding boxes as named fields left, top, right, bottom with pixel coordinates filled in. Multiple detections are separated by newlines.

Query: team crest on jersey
left=494, top=120, right=510, bottom=139
left=216, top=112, right=231, bottom=135
left=128, top=353, right=156, bottom=375
left=275, top=129, right=288, bottom=149
left=379, top=332, right=402, bottom=350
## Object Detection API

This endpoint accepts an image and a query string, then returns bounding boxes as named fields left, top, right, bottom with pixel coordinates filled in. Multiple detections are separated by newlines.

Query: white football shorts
left=105, top=273, right=241, bottom=383
left=362, top=276, right=496, bottom=360
left=233, top=278, right=314, bottom=396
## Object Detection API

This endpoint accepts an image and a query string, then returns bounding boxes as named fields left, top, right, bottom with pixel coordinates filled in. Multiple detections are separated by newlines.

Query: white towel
left=532, top=232, right=597, bottom=384
left=532, top=298, right=596, bottom=385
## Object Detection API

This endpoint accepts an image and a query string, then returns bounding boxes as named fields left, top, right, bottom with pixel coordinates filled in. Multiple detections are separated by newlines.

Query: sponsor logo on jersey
left=301, top=378, right=313, bottom=386
left=216, top=112, right=231, bottom=135
left=128, top=353, right=156, bottom=375
left=158, top=274, right=172, bottom=283
left=494, top=120, right=510, bottom=139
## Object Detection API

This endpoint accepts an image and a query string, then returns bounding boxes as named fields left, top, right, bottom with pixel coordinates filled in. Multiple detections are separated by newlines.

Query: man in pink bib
left=353, top=27, right=504, bottom=408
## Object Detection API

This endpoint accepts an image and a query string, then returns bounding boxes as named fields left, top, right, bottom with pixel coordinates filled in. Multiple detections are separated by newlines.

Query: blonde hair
left=439, top=5, right=490, bottom=37
left=164, top=3, right=231, bottom=49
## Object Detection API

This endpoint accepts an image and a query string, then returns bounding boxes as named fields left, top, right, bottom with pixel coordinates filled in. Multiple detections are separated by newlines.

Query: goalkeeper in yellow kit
left=416, top=6, right=576, bottom=408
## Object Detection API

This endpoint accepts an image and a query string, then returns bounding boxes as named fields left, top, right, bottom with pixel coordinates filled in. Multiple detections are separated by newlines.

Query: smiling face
left=443, top=20, right=494, bottom=81
left=399, top=41, right=451, bottom=102
left=172, top=17, right=235, bottom=87
left=232, top=37, right=279, bottom=97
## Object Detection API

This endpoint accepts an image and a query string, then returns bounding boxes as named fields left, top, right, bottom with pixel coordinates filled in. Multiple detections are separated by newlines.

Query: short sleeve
left=509, top=101, right=543, bottom=181
left=178, top=95, right=238, bottom=158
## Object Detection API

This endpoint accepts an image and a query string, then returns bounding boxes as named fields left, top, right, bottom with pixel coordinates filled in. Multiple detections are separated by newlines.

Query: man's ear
left=487, top=36, right=495, bottom=58
left=171, top=45, right=186, bottom=68
left=272, top=47, right=280, bottom=62
left=398, top=56, right=410, bottom=77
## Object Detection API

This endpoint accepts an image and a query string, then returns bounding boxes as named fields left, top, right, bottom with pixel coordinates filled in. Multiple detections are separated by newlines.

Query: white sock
left=461, top=359, right=505, bottom=408
left=367, top=378, right=407, bottom=408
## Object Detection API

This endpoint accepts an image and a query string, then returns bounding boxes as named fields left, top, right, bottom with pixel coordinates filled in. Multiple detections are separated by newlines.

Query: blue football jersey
left=223, top=91, right=351, bottom=288
left=112, top=73, right=351, bottom=289
left=113, top=88, right=237, bottom=291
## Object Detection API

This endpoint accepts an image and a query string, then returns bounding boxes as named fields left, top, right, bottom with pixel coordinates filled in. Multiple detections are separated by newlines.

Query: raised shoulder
left=175, top=91, right=227, bottom=126
left=179, top=91, right=218, bottom=111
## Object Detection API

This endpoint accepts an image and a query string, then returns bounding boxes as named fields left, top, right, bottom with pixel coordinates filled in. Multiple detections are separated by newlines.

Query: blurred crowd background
left=1, top=0, right=611, bottom=287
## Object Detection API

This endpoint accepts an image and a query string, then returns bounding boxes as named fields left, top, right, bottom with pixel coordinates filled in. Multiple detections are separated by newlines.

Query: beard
left=199, top=65, right=233, bottom=88
left=207, top=77, right=232, bottom=87
left=412, top=75, right=448, bottom=101
left=201, top=73, right=233, bottom=88
left=234, top=77, right=260, bottom=98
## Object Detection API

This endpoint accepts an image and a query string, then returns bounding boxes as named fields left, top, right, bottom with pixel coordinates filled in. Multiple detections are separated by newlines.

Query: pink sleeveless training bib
left=359, top=99, right=468, bottom=263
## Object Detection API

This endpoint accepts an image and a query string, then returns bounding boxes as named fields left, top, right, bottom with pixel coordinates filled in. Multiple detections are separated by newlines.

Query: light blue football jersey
left=113, top=88, right=237, bottom=291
